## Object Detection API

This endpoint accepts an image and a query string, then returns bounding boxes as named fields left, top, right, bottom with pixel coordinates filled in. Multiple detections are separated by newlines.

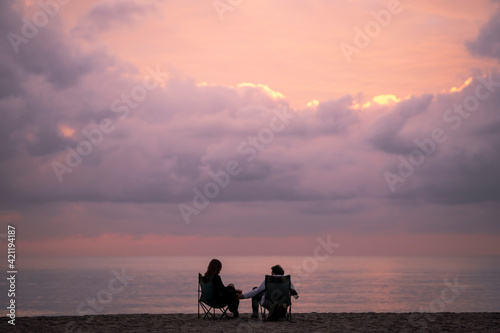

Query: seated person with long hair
left=203, top=259, right=241, bottom=318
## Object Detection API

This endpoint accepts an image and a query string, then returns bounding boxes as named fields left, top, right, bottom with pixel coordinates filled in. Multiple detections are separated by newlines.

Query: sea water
left=2, top=256, right=499, bottom=316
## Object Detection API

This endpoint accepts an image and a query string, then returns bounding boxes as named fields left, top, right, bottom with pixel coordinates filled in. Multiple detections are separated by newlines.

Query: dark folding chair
left=259, top=275, right=293, bottom=321
left=198, top=273, right=229, bottom=320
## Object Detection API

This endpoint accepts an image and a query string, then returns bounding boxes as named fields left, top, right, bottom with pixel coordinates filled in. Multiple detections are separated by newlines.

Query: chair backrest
left=264, top=275, right=291, bottom=306
left=198, top=273, right=216, bottom=305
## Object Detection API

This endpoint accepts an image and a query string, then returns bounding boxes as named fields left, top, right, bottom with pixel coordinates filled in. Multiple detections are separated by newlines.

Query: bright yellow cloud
left=307, top=100, right=319, bottom=107
left=449, top=77, right=473, bottom=93
left=237, top=83, right=285, bottom=100
left=372, top=94, right=400, bottom=105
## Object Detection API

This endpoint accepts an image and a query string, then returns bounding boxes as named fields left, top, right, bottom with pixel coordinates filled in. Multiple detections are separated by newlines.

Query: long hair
left=204, top=259, right=222, bottom=277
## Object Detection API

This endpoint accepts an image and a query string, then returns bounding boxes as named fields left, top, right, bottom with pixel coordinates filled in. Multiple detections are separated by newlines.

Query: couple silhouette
left=202, top=259, right=299, bottom=320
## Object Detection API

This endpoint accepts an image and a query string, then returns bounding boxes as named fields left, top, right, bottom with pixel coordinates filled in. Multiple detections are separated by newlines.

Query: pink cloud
left=1, top=0, right=500, bottom=256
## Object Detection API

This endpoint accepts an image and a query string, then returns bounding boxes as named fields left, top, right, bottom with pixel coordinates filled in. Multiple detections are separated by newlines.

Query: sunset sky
left=1, top=0, right=500, bottom=256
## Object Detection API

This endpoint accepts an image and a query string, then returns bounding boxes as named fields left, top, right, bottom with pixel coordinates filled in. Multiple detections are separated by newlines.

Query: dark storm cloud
left=467, top=7, right=500, bottom=61
left=315, top=95, right=359, bottom=134
left=368, top=94, right=434, bottom=155
left=385, top=72, right=500, bottom=206
left=72, top=0, right=158, bottom=39
left=2, top=68, right=499, bottom=209
left=1, top=2, right=97, bottom=89
left=0, top=63, right=22, bottom=99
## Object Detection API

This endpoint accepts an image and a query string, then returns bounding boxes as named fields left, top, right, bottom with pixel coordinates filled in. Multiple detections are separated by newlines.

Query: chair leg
left=259, top=304, right=266, bottom=321
left=199, top=302, right=213, bottom=320
left=219, top=306, right=229, bottom=320
left=198, top=301, right=229, bottom=320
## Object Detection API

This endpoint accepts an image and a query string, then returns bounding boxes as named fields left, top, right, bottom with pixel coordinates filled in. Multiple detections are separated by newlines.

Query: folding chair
left=198, top=273, right=230, bottom=320
left=259, top=275, right=292, bottom=321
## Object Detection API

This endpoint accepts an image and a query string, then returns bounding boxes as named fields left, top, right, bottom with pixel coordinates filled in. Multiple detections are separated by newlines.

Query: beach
left=9, top=312, right=500, bottom=332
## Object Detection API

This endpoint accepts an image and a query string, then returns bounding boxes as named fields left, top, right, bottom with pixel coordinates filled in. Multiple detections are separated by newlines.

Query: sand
left=8, top=312, right=500, bottom=332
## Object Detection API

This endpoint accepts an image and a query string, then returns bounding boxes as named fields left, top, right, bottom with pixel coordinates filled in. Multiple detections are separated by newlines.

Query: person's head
left=204, top=259, right=222, bottom=276
left=271, top=264, right=284, bottom=276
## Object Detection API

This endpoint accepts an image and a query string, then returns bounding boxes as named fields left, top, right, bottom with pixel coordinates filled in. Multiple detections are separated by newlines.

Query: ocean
left=2, top=256, right=500, bottom=317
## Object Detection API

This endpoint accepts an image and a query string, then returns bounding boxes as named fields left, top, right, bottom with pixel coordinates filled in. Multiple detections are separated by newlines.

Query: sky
left=1, top=0, right=500, bottom=256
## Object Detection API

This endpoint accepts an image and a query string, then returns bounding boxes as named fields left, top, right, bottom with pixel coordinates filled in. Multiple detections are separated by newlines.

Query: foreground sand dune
left=9, top=312, right=500, bottom=332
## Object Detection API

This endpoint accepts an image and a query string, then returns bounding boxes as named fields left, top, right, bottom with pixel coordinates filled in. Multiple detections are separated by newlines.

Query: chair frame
left=198, top=273, right=230, bottom=320
left=259, top=275, right=292, bottom=321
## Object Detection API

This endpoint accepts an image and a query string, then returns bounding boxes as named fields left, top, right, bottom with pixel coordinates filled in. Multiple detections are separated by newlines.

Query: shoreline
left=7, top=312, right=500, bottom=332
